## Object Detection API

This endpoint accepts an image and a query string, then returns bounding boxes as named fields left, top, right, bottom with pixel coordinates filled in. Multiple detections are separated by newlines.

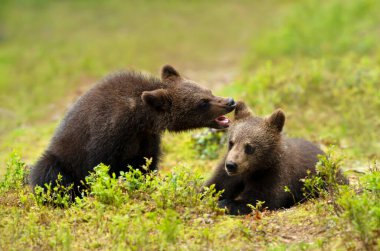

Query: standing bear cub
left=30, top=65, right=236, bottom=195
left=205, top=102, right=341, bottom=215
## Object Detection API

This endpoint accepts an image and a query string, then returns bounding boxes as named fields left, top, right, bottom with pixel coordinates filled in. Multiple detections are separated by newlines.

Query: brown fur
left=30, top=65, right=236, bottom=196
left=205, top=102, right=347, bottom=215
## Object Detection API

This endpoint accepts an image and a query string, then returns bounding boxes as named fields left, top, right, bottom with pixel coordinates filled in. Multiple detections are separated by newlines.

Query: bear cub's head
left=141, top=65, right=236, bottom=131
left=225, top=101, right=285, bottom=176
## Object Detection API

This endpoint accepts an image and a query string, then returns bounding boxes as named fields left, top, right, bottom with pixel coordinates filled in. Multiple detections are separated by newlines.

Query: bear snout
left=225, top=161, right=238, bottom=175
left=215, top=97, right=235, bottom=114
left=215, top=97, right=236, bottom=110
left=224, top=97, right=236, bottom=112
left=226, top=97, right=236, bottom=107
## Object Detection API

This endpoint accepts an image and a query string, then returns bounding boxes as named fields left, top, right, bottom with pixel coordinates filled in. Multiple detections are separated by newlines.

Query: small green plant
left=119, top=164, right=159, bottom=199
left=141, top=157, right=153, bottom=172
left=0, top=152, right=28, bottom=193
left=301, top=169, right=326, bottom=200
left=336, top=162, right=380, bottom=250
left=247, top=200, right=266, bottom=219
left=284, top=185, right=296, bottom=205
left=201, top=184, right=224, bottom=211
left=301, top=147, right=346, bottom=202
left=33, top=174, right=74, bottom=208
left=302, top=149, right=379, bottom=249
left=315, top=148, right=346, bottom=194
left=120, top=166, right=148, bottom=193
left=192, top=129, right=227, bottom=160
left=152, top=166, right=221, bottom=212
left=84, top=163, right=127, bottom=207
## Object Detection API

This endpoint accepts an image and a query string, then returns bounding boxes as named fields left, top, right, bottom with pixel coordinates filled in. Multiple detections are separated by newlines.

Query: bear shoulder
left=280, top=137, right=324, bottom=177
left=285, top=138, right=324, bottom=159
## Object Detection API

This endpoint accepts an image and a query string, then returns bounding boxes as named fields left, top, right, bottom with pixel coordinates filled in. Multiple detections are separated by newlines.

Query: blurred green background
left=0, top=0, right=379, bottom=175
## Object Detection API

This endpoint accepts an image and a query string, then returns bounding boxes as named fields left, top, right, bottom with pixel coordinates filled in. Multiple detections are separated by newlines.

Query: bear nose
left=226, top=161, right=238, bottom=173
left=226, top=98, right=236, bottom=107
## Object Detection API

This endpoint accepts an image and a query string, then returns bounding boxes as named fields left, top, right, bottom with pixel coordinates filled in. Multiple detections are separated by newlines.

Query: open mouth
left=215, top=115, right=230, bottom=127
left=225, top=169, right=239, bottom=176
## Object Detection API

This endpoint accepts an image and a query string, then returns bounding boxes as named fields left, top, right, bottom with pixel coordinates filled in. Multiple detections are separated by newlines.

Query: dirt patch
left=239, top=202, right=338, bottom=248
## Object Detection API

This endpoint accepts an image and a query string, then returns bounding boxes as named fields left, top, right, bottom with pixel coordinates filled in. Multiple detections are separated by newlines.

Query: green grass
left=248, top=0, right=380, bottom=61
left=0, top=0, right=379, bottom=250
left=227, top=0, right=380, bottom=163
left=1, top=151, right=378, bottom=250
left=0, top=0, right=282, bottom=168
left=0, top=0, right=279, bottom=134
left=224, top=57, right=380, bottom=162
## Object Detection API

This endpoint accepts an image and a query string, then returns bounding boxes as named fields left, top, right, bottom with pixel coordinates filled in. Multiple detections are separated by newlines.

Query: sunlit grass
left=0, top=0, right=278, bottom=134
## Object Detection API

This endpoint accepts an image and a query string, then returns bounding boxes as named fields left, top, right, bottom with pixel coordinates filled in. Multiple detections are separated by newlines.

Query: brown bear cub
left=30, top=65, right=236, bottom=196
left=205, top=102, right=340, bottom=215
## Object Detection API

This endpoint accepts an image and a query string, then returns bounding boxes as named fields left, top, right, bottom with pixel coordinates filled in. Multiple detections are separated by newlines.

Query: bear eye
left=244, top=144, right=255, bottom=154
left=198, top=99, right=210, bottom=109
left=228, top=141, right=234, bottom=150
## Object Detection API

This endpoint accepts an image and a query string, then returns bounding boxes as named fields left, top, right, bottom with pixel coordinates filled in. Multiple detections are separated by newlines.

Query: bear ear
left=161, top=65, right=181, bottom=83
left=141, top=89, right=172, bottom=111
left=234, top=101, right=252, bottom=120
left=266, top=109, right=285, bottom=132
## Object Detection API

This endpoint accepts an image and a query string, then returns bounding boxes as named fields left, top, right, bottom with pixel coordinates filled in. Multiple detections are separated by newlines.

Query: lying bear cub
left=30, top=65, right=236, bottom=196
left=204, top=102, right=346, bottom=215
